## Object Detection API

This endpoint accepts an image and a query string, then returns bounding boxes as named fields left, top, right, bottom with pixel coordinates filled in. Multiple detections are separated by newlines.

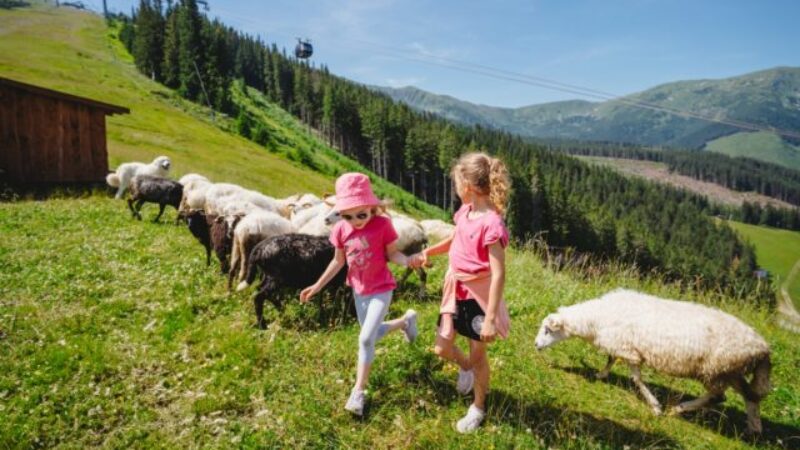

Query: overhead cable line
left=208, top=7, right=800, bottom=140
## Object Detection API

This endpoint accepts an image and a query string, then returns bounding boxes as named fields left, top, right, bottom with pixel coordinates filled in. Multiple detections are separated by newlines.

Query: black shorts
left=438, top=299, right=485, bottom=341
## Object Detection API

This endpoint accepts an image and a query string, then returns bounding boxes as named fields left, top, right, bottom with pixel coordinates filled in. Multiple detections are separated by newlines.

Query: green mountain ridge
left=373, top=67, right=800, bottom=169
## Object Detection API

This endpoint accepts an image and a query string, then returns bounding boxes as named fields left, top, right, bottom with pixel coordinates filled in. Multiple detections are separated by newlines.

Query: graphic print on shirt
left=344, top=236, right=373, bottom=269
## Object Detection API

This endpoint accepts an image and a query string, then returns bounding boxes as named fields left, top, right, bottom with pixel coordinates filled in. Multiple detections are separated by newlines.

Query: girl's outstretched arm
left=385, top=240, right=409, bottom=267
left=300, top=248, right=346, bottom=303
left=409, top=230, right=455, bottom=268
left=481, top=241, right=506, bottom=342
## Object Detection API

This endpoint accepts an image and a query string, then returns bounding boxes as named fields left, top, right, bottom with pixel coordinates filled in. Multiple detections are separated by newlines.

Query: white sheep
left=178, top=174, right=211, bottom=217
left=203, top=183, right=246, bottom=216
left=106, top=156, right=172, bottom=199
left=277, top=193, right=323, bottom=217
left=534, top=289, right=772, bottom=434
left=178, top=173, right=209, bottom=185
left=420, top=219, right=455, bottom=243
left=391, top=215, right=428, bottom=294
left=227, top=210, right=295, bottom=289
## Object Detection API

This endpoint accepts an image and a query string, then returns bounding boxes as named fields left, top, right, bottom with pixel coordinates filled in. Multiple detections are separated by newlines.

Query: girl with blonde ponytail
left=408, top=152, right=512, bottom=433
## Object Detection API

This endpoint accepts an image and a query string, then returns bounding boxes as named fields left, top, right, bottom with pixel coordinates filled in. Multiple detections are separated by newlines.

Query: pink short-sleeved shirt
left=330, top=215, right=399, bottom=295
left=449, top=203, right=509, bottom=299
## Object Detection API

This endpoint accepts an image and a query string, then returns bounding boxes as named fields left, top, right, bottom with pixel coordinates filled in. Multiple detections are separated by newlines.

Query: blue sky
left=103, top=0, right=800, bottom=108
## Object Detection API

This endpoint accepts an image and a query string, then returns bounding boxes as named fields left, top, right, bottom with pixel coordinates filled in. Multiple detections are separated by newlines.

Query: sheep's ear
left=215, top=216, right=224, bottom=223
left=286, top=204, right=296, bottom=212
left=546, top=315, right=564, bottom=331
left=323, top=198, right=336, bottom=207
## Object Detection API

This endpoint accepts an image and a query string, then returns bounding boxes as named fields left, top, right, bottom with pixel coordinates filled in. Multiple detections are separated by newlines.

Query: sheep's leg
left=596, top=355, right=615, bottom=380
left=399, top=267, right=413, bottom=286
left=228, top=240, right=240, bottom=291
left=115, top=185, right=125, bottom=200
left=205, top=245, right=211, bottom=267
left=629, top=363, right=662, bottom=415
left=254, top=277, right=278, bottom=330
left=134, top=199, right=145, bottom=220
left=669, top=390, right=724, bottom=415
left=254, top=292, right=268, bottom=330
left=153, top=203, right=166, bottom=223
left=416, top=267, right=427, bottom=297
left=127, top=198, right=138, bottom=218
left=731, top=376, right=763, bottom=434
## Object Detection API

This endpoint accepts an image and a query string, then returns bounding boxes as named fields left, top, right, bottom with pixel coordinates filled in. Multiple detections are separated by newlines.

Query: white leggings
left=353, top=290, right=393, bottom=364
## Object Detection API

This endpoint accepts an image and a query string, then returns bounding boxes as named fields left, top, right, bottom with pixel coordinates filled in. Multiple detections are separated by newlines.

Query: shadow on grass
left=404, top=354, right=681, bottom=448
left=560, top=364, right=800, bottom=448
left=249, top=288, right=357, bottom=332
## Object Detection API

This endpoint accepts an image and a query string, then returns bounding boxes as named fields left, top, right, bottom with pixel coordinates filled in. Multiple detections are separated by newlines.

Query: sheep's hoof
left=236, top=281, right=249, bottom=292
left=595, top=371, right=609, bottom=380
left=651, top=407, right=663, bottom=416
left=253, top=320, right=268, bottom=330
left=666, top=407, right=682, bottom=417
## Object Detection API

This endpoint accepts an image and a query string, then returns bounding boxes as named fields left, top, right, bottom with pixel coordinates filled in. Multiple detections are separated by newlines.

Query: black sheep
left=127, top=175, right=183, bottom=223
left=183, top=210, right=232, bottom=273
left=237, top=233, right=347, bottom=329
left=185, top=210, right=212, bottom=267
left=208, top=213, right=233, bottom=274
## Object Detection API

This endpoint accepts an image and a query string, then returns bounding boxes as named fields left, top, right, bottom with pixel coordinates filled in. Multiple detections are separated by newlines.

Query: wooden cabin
left=0, top=77, right=129, bottom=185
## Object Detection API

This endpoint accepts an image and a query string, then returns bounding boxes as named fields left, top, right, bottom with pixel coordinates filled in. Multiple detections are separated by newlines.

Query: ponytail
left=488, top=157, right=510, bottom=216
left=452, top=152, right=511, bottom=216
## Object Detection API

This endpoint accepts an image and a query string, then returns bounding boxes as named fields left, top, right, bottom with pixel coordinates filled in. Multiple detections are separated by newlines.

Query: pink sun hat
left=334, top=173, right=380, bottom=211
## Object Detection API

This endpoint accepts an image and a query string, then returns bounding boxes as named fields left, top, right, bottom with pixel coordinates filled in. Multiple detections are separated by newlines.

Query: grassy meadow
left=1, top=2, right=799, bottom=449
left=728, top=221, right=800, bottom=311
left=1, top=197, right=799, bottom=449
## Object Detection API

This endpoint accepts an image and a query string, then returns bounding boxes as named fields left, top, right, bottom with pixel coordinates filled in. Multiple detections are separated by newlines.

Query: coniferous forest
left=550, top=141, right=800, bottom=230
left=116, top=0, right=774, bottom=301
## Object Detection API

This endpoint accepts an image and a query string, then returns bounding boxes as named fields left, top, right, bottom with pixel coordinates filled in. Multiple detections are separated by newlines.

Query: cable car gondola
left=295, top=38, right=313, bottom=60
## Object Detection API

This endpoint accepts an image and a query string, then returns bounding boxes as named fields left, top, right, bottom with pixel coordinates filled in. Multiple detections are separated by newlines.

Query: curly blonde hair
left=451, top=152, right=510, bottom=215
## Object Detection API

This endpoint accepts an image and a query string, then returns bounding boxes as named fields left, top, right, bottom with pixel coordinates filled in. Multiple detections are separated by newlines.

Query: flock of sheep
left=106, top=156, right=773, bottom=435
left=106, top=156, right=454, bottom=327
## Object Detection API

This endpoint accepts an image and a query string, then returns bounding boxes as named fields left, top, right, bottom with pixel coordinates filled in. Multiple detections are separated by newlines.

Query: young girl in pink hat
left=300, top=172, right=418, bottom=416
left=409, top=152, right=512, bottom=433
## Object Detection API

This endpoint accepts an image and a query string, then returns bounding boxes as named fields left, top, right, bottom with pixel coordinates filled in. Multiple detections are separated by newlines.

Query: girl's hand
left=407, top=253, right=424, bottom=269
left=480, top=316, right=497, bottom=343
left=299, top=285, right=319, bottom=303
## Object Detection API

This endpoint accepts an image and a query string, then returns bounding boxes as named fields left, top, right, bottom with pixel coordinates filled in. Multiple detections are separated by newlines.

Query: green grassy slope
left=706, top=132, right=800, bottom=172
left=728, top=221, right=800, bottom=310
left=1, top=197, right=799, bottom=448
left=0, top=2, right=443, bottom=219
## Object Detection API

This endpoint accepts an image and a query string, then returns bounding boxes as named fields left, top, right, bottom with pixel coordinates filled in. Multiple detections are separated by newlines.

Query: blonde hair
left=452, top=152, right=510, bottom=215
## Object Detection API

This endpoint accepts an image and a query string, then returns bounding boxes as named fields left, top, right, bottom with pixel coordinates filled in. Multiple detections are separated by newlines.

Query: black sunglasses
left=342, top=211, right=370, bottom=221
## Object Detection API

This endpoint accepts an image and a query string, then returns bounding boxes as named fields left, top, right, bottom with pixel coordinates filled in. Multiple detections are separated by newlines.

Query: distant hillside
left=578, top=156, right=795, bottom=209
left=374, top=67, right=800, bottom=170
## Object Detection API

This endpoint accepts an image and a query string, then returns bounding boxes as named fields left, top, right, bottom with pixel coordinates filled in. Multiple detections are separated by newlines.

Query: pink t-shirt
left=449, top=203, right=509, bottom=299
left=330, top=215, right=399, bottom=295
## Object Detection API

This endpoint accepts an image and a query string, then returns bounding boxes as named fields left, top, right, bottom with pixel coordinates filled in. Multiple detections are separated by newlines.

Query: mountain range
left=373, top=67, right=800, bottom=169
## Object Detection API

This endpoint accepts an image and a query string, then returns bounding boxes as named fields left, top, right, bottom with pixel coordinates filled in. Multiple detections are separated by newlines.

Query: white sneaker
left=456, top=369, right=474, bottom=395
left=456, top=404, right=485, bottom=433
left=403, top=309, right=418, bottom=343
left=344, top=389, right=366, bottom=416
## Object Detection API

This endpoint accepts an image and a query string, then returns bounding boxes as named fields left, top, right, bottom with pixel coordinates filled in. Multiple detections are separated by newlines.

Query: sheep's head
left=324, top=208, right=342, bottom=226
left=224, top=214, right=245, bottom=239
left=153, top=156, right=172, bottom=172
left=535, top=314, right=568, bottom=350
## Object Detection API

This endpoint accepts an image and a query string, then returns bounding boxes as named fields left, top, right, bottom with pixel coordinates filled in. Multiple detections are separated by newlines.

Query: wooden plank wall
left=0, top=85, right=110, bottom=183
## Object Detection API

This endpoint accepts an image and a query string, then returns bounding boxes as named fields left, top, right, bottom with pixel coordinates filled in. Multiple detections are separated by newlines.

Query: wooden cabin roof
left=0, top=76, right=130, bottom=115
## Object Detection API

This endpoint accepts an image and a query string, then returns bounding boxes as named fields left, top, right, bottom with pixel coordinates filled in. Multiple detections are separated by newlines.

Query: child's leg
left=353, top=291, right=393, bottom=390
left=468, top=340, right=490, bottom=410
left=433, top=316, right=472, bottom=371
